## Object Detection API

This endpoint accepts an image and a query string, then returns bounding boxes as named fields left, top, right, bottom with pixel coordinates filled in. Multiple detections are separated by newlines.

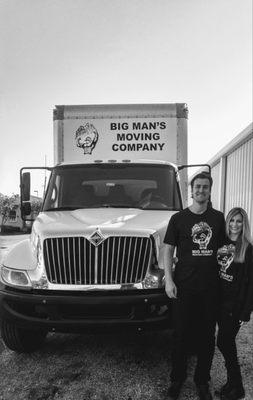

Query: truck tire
left=1, top=320, right=47, bottom=353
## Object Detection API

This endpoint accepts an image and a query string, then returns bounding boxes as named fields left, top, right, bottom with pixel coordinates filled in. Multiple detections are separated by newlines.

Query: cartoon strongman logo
left=75, top=123, right=99, bottom=155
left=217, top=244, right=235, bottom=273
left=191, top=221, right=212, bottom=250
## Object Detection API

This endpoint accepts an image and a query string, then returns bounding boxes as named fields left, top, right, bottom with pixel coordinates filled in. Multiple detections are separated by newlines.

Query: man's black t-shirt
left=164, top=207, right=225, bottom=291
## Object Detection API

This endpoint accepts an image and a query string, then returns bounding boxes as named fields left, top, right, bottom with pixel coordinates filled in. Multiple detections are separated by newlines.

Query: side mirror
left=20, top=166, right=52, bottom=221
left=21, top=202, right=31, bottom=217
left=21, top=172, right=31, bottom=201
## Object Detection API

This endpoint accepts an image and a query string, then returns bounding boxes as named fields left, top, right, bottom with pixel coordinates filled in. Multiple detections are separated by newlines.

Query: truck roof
left=54, top=103, right=188, bottom=120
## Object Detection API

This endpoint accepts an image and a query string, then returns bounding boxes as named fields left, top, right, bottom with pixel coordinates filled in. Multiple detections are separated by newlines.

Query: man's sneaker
left=167, top=381, right=184, bottom=399
left=215, top=381, right=233, bottom=396
left=220, top=385, right=245, bottom=400
left=196, top=383, right=213, bottom=400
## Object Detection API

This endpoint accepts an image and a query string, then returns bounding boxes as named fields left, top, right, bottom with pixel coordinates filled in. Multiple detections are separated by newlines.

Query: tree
left=0, top=193, right=19, bottom=230
left=31, top=198, right=43, bottom=217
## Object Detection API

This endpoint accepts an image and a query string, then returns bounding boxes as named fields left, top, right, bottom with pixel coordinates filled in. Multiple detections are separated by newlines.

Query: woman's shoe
left=167, top=381, right=184, bottom=399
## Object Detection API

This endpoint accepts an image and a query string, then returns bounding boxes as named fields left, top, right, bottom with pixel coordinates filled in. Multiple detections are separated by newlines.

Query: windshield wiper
left=44, top=204, right=170, bottom=211
left=44, top=206, right=80, bottom=211
left=44, top=204, right=135, bottom=211
left=93, top=203, right=133, bottom=208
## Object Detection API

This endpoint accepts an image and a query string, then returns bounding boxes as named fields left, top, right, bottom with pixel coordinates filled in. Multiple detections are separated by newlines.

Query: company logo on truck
left=75, top=123, right=99, bottom=155
left=88, top=229, right=106, bottom=246
left=110, top=121, right=166, bottom=152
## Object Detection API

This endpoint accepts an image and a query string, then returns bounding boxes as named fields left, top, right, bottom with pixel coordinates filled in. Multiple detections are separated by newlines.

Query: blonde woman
left=216, top=207, right=253, bottom=400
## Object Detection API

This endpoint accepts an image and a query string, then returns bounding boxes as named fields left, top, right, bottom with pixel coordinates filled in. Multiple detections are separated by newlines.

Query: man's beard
left=195, top=197, right=208, bottom=204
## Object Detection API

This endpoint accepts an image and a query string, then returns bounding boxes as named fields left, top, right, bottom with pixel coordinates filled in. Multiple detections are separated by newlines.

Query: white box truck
left=0, top=103, right=208, bottom=352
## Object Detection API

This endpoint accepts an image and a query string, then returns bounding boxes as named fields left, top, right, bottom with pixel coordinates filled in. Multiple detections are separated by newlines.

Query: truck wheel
left=1, top=320, right=47, bottom=353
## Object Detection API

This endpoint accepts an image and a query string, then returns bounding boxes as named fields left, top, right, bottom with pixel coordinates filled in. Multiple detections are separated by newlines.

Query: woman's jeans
left=217, top=308, right=242, bottom=384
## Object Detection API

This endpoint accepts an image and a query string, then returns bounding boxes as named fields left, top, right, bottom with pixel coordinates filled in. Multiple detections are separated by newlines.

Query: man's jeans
left=170, top=287, right=219, bottom=384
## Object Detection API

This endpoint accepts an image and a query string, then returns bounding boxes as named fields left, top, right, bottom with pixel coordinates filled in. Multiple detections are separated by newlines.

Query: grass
left=0, top=234, right=252, bottom=399
left=1, top=330, right=171, bottom=400
left=1, top=319, right=253, bottom=400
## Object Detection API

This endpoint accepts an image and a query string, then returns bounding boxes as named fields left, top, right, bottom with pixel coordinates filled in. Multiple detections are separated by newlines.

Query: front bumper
left=0, top=284, right=172, bottom=333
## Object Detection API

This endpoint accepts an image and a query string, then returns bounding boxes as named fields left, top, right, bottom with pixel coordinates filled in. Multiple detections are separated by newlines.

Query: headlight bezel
left=31, top=231, right=43, bottom=267
left=0, top=265, right=32, bottom=289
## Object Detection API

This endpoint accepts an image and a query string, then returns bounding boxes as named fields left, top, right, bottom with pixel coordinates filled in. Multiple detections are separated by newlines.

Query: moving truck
left=0, top=103, right=207, bottom=352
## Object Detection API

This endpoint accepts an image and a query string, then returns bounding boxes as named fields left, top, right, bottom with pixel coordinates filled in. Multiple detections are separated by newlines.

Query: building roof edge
left=208, top=122, right=253, bottom=167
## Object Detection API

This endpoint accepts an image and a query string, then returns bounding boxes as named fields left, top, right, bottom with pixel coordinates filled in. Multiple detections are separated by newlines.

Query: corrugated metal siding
left=210, top=162, right=220, bottom=210
left=187, top=124, right=252, bottom=231
left=224, top=137, right=253, bottom=232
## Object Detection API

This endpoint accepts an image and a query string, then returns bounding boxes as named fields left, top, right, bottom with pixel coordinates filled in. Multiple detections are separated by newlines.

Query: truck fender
left=2, top=239, right=37, bottom=270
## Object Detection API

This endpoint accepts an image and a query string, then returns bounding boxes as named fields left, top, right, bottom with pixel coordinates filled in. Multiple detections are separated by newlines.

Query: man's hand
left=164, top=244, right=177, bottom=298
left=165, top=279, right=177, bottom=298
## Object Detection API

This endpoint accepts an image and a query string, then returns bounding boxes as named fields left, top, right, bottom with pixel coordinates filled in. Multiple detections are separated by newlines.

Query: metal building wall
left=224, top=136, right=253, bottom=225
left=209, top=124, right=253, bottom=234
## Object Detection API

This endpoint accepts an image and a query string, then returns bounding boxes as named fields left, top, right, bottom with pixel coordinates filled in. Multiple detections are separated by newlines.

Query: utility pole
left=43, top=155, right=47, bottom=198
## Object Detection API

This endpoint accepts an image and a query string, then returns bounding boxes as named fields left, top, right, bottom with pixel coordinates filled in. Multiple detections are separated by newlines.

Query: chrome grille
left=43, top=236, right=153, bottom=285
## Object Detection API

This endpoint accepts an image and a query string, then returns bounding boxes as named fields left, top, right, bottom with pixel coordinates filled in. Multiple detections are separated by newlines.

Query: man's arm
left=218, top=212, right=226, bottom=246
left=164, top=244, right=177, bottom=298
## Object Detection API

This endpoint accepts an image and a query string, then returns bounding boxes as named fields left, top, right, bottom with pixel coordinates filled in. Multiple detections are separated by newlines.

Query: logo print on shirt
left=191, top=221, right=212, bottom=250
left=217, top=244, right=235, bottom=273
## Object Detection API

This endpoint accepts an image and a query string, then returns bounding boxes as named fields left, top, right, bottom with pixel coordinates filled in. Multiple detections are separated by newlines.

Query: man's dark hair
left=190, top=172, right=213, bottom=189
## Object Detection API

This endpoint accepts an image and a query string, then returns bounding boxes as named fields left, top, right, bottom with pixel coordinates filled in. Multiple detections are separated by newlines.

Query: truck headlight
left=143, top=273, right=159, bottom=289
left=1, top=266, right=32, bottom=288
left=143, top=271, right=164, bottom=289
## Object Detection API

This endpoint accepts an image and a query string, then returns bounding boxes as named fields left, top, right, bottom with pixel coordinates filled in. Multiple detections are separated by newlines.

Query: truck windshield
left=43, top=164, right=182, bottom=211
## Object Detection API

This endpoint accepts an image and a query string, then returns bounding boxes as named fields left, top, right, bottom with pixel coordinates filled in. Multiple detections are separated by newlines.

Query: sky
left=0, top=0, right=252, bottom=196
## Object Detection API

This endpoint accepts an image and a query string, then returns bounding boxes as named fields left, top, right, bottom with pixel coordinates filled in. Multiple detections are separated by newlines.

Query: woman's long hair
left=226, top=207, right=252, bottom=263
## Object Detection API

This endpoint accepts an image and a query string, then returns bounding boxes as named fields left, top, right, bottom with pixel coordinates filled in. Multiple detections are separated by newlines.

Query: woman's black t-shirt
left=217, top=240, right=239, bottom=310
left=217, top=241, right=253, bottom=316
left=164, top=207, right=225, bottom=291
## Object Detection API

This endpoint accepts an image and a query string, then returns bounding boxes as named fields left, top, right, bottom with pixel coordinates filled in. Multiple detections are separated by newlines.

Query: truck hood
left=33, top=208, right=176, bottom=240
